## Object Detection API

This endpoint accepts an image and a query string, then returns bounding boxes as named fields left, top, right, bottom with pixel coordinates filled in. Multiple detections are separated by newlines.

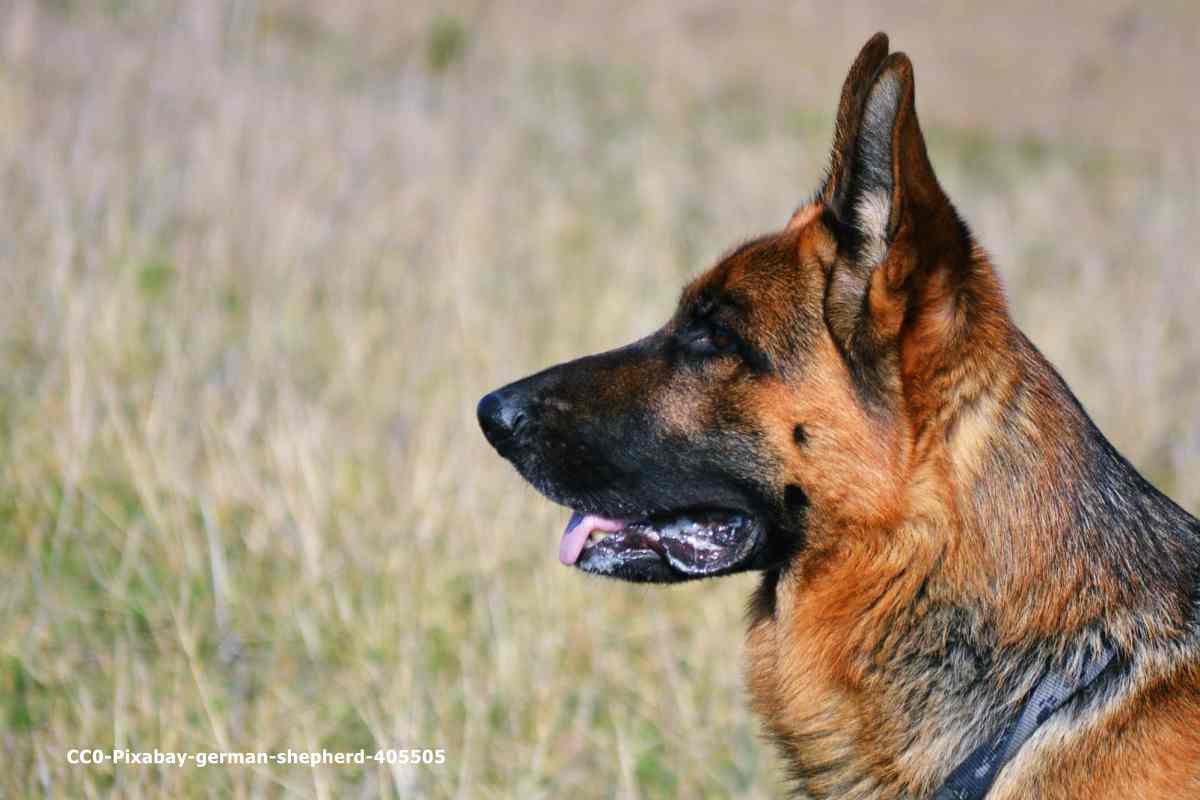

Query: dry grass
left=0, top=1, right=1197, bottom=797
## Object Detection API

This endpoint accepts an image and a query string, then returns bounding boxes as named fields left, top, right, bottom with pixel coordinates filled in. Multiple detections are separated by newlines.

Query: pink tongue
left=559, top=512, right=626, bottom=565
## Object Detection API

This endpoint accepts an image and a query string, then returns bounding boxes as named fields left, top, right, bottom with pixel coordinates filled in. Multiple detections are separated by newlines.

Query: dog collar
left=932, top=642, right=1116, bottom=800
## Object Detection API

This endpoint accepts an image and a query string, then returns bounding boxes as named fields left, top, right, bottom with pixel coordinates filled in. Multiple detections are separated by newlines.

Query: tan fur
left=487, top=32, right=1200, bottom=799
left=726, top=37, right=1200, bottom=796
left=738, top=203, right=1200, bottom=793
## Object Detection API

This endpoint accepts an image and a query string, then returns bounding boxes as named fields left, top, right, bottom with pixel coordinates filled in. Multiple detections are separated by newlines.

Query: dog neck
left=746, top=317, right=1200, bottom=798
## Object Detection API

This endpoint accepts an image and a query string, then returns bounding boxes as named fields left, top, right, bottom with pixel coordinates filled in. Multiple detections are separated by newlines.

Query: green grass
left=427, top=15, right=468, bottom=74
left=0, top=2, right=1197, bottom=797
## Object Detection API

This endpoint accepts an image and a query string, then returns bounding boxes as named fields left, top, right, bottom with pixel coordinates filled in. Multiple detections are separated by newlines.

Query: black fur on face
left=477, top=233, right=836, bottom=582
left=478, top=283, right=823, bottom=579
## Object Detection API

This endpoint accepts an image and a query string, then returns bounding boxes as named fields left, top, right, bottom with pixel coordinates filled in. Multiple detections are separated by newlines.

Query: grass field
left=1, top=2, right=1197, bottom=797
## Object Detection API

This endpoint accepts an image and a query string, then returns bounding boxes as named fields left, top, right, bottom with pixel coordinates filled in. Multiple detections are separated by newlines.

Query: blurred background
left=1, top=1, right=1197, bottom=797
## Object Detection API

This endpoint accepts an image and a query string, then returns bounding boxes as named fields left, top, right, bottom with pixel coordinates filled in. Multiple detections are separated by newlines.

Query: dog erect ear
left=839, top=53, right=952, bottom=269
left=819, top=32, right=890, bottom=215
left=823, top=50, right=975, bottom=397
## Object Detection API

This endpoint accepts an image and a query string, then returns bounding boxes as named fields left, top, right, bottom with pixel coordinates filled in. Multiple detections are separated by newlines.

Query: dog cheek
left=655, top=372, right=722, bottom=438
left=751, top=367, right=907, bottom=531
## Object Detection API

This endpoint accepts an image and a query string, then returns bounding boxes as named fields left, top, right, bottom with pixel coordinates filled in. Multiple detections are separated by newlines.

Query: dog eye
left=685, top=326, right=737, bottom=357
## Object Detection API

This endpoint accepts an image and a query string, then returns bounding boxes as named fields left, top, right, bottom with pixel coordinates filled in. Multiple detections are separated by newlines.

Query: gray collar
left=932, top=642, right=1117, bottom=800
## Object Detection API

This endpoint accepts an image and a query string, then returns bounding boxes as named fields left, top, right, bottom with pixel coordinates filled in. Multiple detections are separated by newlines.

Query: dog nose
left=477, top=390, right=527, bottom=448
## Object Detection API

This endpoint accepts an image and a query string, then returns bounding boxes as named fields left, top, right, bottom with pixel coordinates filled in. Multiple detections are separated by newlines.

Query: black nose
left=477, top=390, right=527, bottom=449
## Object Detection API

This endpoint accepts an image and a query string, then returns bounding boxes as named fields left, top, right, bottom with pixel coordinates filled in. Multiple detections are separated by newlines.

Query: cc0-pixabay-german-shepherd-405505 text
left=477, top=33, right=1200, bottom=800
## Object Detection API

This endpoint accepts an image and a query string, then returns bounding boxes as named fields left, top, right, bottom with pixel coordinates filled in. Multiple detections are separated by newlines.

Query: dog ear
left=824, top=52, right=978, bottom=397
left=841, top=53, right=952, bottom=271
left=818, top=32, right=890, bottom=216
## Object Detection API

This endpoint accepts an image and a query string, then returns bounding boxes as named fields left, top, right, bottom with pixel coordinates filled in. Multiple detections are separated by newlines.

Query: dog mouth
left=558, top=508, right=764, bottom=582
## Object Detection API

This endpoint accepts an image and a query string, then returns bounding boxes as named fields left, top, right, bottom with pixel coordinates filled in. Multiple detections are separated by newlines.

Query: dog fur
left=478, top=33, right=1200, bottom=798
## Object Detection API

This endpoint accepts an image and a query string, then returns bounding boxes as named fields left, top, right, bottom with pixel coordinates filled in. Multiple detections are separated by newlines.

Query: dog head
left=478, top=33, right=1004, bottom=583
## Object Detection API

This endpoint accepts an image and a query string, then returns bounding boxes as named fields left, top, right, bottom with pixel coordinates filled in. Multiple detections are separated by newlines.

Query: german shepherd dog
left=477, top=34, right=1200, bottom=798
